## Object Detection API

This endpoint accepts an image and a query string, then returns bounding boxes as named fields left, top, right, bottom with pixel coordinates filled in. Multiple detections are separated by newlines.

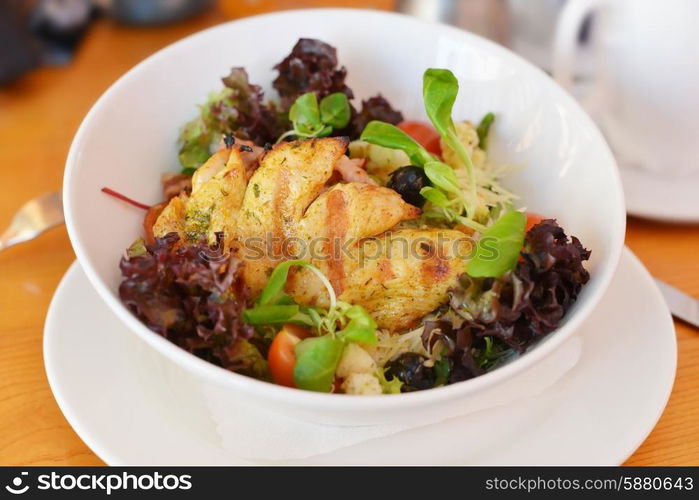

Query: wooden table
left=0, top=6, right=697, bottom=466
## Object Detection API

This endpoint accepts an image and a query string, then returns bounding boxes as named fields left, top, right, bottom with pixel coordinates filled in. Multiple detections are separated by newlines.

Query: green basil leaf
left=421, top=207, right=449, bottom=221
left=423, top=68, right=477, bottom=207
left=293, top=335, right=345, bottom=392
left=476, top=112, right=495, bottom=150
left=455, top=214, right=488, bottom=233
left=340, top=324, right=377, bottom=344
left=293, top=336, right=316, bottom=360
left=360, top=121, right=434, bottom=166
left=316, top=124, right=333, bottom=137
left=433, top=357, right=451, bottom=385
left=343, top=304, right=377, bottom=327
left=289, top=312, right=315, bottom=326
left=337, top=304, right=377, bottom=344
left=467, top=211, right=526, bottom=278
left=257, top=259, right=308, bottom=306
left=257, top=265, right=292, bottom=306
left=307, top=307, right=323, bottom=328
left=419, top=186, right=450, bottom=207
left=243, top=305, right=302, bottom=324
left=178, top=140, right=211, bottom=170
left=126, top=238, right=147, bottom=258
left=423, top=161, right=461, bottom=195
left=289, top=93, right=322, bottom=135
left=376, top=368, right=403, bottom=394
left=319, top=92, right=351, bottom=129
left=177, top=87, right=233, bottom=169
left=423, top=68, right=460, bottom=140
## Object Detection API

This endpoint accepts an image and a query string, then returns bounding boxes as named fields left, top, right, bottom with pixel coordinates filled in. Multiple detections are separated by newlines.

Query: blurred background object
left=0, top=1, right=42, bottom=84
left=396, top=0, right=511, bottom=45
left=95, top=0, right=213, bottom=25
left=395, top=0, right=570, bottom=69
left=552, top=0, right=699, bottom=223
left=0, top=0, right=96, bottom=83
left=554, top=0, right=699, bottom=178
left=0, top=0, right=396, bottom=85
left=0, top=0, right=576, bottom=86
left=218, top=0, right=395, bottom=18
left=31, top=0, right=95, bottom=65
left=507, top=0, right=568, bottom=69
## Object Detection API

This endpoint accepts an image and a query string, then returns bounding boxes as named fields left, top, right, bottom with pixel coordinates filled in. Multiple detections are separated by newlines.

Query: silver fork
left=0, top=192, right=64, bottom=251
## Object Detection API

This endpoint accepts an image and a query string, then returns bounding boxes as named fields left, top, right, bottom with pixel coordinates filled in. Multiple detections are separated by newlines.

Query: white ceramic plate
left=44, top=248, right=676, bottom=465
left=619, top=166, right=699, bottom=224
left=593, top=103, right=699, bottom=223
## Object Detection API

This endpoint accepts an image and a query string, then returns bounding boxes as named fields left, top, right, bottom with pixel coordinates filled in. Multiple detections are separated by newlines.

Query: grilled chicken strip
left=153, top=147, right=247, bottom=249
left=237, top=137, right=349, bottom=296
left=288, top=228, right=470, bottom=332
left=340, top=229, right=470, bottom=331
left=288, top=182, right=420, bottom=301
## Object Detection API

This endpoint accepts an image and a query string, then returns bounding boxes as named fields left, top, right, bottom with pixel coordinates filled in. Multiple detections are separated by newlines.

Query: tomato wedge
left=143, top=202, right=167, bottom=245
left=398, top=121, right=442, bottom=156
left=268, top=324, right=310, bottom=388
left=525, top=212, right=545, bottom=233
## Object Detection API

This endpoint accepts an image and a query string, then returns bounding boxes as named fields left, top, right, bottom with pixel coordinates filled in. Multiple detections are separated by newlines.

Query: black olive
left=385, top=352, right=436, bottom=392
left=387, top=165, right=430, bottom=208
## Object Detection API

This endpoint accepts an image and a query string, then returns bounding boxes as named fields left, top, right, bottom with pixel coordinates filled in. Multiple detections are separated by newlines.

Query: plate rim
left=620, top=166, right=699, bottom=223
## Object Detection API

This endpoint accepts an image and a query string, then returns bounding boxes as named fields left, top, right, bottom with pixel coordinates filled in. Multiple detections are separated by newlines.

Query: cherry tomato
left=398, top=121, right=442, bottom=156
left=525, top=212, right=545, bottom=233
left=268, top=324, right=310, bottom=388
left=143, top=202, right=167, bottom=245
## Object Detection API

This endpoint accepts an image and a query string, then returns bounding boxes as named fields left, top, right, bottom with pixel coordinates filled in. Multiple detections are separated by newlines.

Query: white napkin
left=204, top=338, right=581, bottom=461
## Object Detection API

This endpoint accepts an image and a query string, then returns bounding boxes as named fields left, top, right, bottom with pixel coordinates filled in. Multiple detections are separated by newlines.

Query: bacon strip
left=334, top=156, right=376, bottom=185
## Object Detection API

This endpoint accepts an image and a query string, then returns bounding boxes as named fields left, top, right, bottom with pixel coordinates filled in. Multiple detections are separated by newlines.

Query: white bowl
left=63, top=9, right=625, bottom=426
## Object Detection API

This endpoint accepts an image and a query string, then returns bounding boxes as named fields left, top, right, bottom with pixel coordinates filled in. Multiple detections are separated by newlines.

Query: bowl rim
left=63, top=7, right=626, bottom=411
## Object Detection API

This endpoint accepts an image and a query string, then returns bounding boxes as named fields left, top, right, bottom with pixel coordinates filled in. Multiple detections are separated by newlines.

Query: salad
left=113, top=39, right=590, bottom=395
